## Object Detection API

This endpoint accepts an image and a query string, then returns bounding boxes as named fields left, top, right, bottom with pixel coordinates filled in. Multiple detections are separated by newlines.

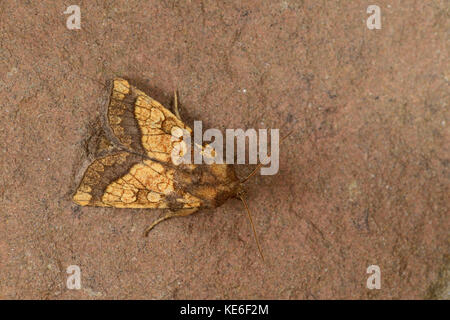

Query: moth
left=73, top=78, right=285, bottom=259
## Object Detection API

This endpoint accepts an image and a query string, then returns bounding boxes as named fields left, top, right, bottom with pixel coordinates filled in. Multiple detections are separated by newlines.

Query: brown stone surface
left=0, top=1, right=448, bottom=299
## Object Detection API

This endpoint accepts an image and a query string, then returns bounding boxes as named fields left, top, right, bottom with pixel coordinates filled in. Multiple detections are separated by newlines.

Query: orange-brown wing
left=73, top=78, right=223, bottom=210
left=72, top=151, right=202, bottom=209
left=107, top=78, right=192, bottom=163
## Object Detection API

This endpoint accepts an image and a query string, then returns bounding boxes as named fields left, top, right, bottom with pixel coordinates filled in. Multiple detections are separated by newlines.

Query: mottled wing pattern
left=108, top=78, right=191, bottom=162
left=73, top=79, right=202, bottom=210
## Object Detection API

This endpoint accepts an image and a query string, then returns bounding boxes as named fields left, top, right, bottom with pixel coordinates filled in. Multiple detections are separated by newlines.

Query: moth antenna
left=240, top=163, right=264, bottom=183
left=239, top=195, right=264, bottom=261
left=173, top=89, right=182, bottom=120
left=240, top=131, right=293, bottom=183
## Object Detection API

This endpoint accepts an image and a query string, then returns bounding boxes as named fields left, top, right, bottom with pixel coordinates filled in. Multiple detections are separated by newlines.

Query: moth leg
left=173, top=89, right=182, bottom=121
left=143, top=208, right=198, bottom=237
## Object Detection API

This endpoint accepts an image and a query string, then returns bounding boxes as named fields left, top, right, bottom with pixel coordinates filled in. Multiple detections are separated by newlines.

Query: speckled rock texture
left=0, top=1, right=448, bottom=299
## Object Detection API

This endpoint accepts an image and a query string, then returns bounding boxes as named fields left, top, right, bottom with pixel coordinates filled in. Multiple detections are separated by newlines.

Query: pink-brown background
left=0, top=1, right=448, bottom=299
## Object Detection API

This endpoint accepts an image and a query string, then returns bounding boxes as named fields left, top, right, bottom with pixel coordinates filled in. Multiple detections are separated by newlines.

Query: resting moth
left=73, top=78, right=283, bottom=259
